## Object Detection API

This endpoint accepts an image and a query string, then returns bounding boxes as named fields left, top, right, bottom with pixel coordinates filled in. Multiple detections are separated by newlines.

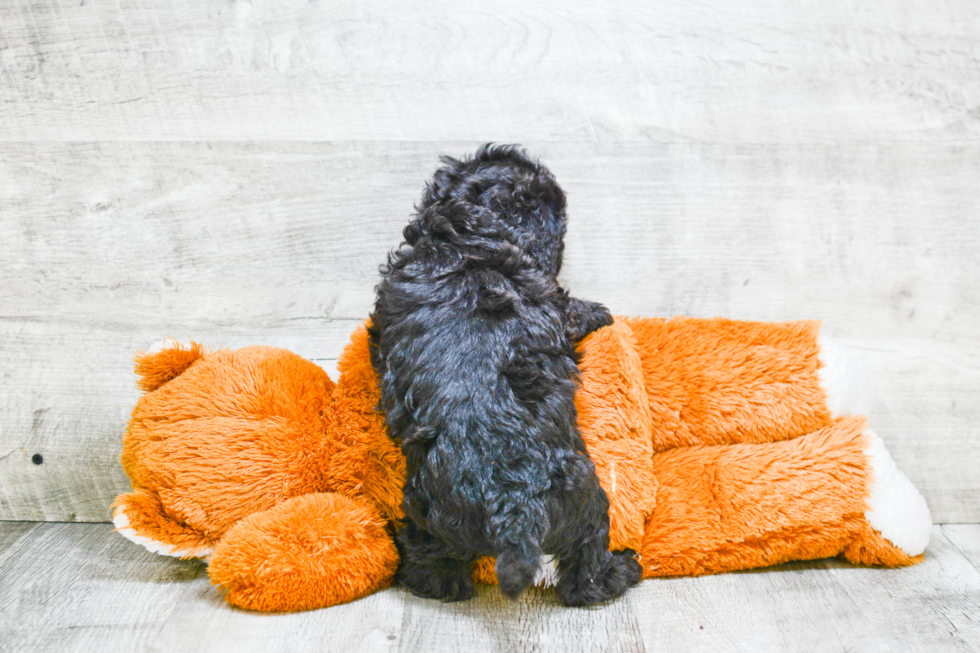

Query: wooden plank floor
left=1, top=522, right=978, bottom=653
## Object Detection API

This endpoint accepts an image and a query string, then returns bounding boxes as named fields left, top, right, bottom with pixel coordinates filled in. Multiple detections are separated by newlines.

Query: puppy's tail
left=495, top=546, right=543, bottom=600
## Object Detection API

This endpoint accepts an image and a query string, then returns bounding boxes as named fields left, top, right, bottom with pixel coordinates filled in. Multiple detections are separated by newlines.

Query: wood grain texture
left=397, top=585, right=645, bottom=653
left=0, top=522, right=203, bottom=653
left=149, top=573, right=406, bottom=653
left=628, top=526, right=980, bottom=652
left=1, top=523, right=978, bottom=652
left=0, top=318, right=360, bottom=522
left=1, top=141, right=977, bottom=521
left=5, top=141, right=978, bottom=329
left=943, top=524, right=980, bottom=571
left=1, top=0, right=979, bottom=142
left=0, top=522, right=37, bottom=560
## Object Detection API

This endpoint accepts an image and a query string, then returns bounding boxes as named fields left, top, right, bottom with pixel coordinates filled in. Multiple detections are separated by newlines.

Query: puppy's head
left=414, top=144, right=568, bottom=276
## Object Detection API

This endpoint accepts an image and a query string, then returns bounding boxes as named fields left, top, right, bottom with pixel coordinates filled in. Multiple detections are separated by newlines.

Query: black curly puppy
left=368, top=145, right=641, bottom=606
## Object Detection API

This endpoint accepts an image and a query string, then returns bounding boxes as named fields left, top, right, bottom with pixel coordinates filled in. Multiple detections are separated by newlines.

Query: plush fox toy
left=112, top=316, right=932, bottom=612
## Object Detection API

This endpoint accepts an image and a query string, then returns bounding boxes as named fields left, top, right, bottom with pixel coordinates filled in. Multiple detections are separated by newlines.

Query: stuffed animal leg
left=621, top=316, right=872, bottom=450
left=605, top=317, right=932, bottom=575
left=641, top=417, right=930, bottom=576
left=207, top=492, right=398, bottom=611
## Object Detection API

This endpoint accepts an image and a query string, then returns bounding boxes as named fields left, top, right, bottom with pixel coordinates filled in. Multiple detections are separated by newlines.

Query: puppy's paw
left=584, top=301, right=614, bottom=331
left=609, top=549, right=643, bottom=588
left=559, top=549, right=642, bottom=607
left=566, top=298, right=614, bottom=341
left=431, top=573, right=477, bottom=603
left=396, top=556, right=476, bottom=603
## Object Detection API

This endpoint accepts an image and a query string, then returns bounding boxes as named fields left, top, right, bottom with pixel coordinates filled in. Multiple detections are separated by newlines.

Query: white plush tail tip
left=818, top=334, right=875, bottom=419
left=864, top=431, right=932, bottom=556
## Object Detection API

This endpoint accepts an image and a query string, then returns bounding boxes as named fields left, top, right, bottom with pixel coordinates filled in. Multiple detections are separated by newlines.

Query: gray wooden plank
left=856, top=344, right=980, bottom=525
left=0, top=522, right=37, bottom=560
left=2, top=141, right=978, bottom=522
left=943, top=525, right=980, bottom=571
left=1, top=0, right=979, bottom=142
left=0, top=522, right=202, bottom=653
left=148, top=573, right=406, bottom=653
left=152, top=565, right=646, bottom=653
left=398, top=585, right=646, bottom=653
left=4, top=141, right=979, bottom=329
left=628, top=525, right=980, bottom=652
left=0, top=142, right=418, bottom=325
left=310, top=359, right=340, bottom=384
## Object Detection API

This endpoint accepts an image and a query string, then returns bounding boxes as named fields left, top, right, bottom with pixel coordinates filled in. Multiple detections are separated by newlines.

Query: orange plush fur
left=114, top=318, right=929, bottom=612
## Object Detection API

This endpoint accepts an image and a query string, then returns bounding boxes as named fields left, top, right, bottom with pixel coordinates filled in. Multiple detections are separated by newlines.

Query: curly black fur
left=368, top=145, right=641, bottom=606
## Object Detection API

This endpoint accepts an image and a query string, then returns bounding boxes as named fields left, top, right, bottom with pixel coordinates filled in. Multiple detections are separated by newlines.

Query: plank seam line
left=940, top=524, right=980, bottom=574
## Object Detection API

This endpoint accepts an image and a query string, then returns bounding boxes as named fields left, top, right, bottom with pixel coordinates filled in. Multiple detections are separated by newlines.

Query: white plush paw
left=112, top=507, right=212, bottom=559
left=818, top=334, right=874, bottom=418
left=864, top=430, right=932, bottom=556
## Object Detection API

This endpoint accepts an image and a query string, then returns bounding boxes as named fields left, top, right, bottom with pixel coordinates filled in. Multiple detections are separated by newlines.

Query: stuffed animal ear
left=133, top=339, right=207, bottom=392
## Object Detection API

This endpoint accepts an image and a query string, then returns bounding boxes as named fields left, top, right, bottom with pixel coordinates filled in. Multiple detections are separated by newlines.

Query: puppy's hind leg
left=557, top=537, right=641, bottom=607
left=395, top=521, right=476, bottom=602
left=555, top=464, right=642, bottom=606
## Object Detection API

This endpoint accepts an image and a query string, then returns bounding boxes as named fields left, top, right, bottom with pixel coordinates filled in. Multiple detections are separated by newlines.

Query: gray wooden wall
left=1, top=0, right=977, bottom=524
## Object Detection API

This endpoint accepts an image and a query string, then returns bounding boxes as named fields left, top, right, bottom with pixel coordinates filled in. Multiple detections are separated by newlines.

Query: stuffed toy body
left=113, top=317, right=932, bottom=612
